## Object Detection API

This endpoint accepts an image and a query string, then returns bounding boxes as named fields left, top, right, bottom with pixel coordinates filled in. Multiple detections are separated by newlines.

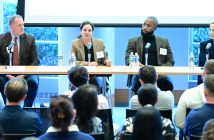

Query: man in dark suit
left=198, top=21, right=214, bottom=85
left=0, top=78, right=42, bottom=136
left=125, top=16, right=174, bottom=94
left=0, top=14, right=40, bottom=107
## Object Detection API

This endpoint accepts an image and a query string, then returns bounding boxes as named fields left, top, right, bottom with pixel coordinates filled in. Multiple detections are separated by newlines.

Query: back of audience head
left=204, top=74, right=214, bottom=98
left=71, top=84, right=98, bottom=133
left=204, top=59, right=214, bottom=75
left=157, top=76, right=174, bottom=91
left=67, top=66, right=89, bottom=88
left=202, top=119, right=214, bottom=140
left=4, top=78, right=28, bottom=104
left=132, top=107, right=163, bottom=140
left=138, top=65, right=157, bottom=84
left=138, top=83, right=158, bottom=106
left=50, top=95, right=75, bottom=132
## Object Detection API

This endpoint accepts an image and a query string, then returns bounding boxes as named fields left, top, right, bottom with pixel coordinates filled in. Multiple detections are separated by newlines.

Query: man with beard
left=125, top=16, right=174, bottom=94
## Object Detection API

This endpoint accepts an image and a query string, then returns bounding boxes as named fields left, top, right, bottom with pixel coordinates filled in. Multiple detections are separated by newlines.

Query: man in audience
left=184, top=74, right=214, bottom=137
left=0, top=78, right=42, bottom=135
left=123, top=83, right=175, bottom=136
left=0, top=14, right=40, bottom=107
left=130, top=65, right=174, bottom=110
left=125, top=16, right=174, bottom=94
left=175, top=59, right=214, bottom=129
left=64, top=66, right=109, bottom=109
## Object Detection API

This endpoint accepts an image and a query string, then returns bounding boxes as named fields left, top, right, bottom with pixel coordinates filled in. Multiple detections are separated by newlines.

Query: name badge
left=160, top=48, right=167, bottom=55
left=96, top=51, right=104, bottom=58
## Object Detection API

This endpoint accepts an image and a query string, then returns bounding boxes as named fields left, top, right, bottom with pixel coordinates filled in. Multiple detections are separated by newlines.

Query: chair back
left=119, top=133, right=132, bottom=140
left=23, top=107, right=51, bottom=134
left=159, top=109, right=172, bottom=121
left=125, top=109, right=138, bottom=118
left=96, top=109, right=114, bottom=140
left=3, top=132, right=37, bottom=140
left=90, top=133, right=105, bottom=140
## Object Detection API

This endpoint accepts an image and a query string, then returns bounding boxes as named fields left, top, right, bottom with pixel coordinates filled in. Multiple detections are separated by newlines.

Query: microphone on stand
left=6, top=40, right=15, bottom=66
left=205, top=43, right=212, bottom=61
left=87, top=42, right=92, bottom=65
left=145, top=43, right=151, bottom=66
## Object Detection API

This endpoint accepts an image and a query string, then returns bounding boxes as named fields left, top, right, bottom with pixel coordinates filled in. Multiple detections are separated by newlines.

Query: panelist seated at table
left=71, top=21, right=111, bottom=67
left=125, top=16, right=174, bottom=94
left=198, top=21, right=214, bottom=85
left=0, top=14, right=40, bottom=107
left=71, top=21, right=112, bottom=93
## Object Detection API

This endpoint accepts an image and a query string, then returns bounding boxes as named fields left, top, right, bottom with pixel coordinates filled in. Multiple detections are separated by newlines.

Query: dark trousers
left=0, top=75, right=39, bottom=107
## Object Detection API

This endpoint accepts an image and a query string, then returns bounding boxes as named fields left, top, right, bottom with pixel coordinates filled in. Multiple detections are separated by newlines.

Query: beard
left=141, top=30, right=154, bottom=38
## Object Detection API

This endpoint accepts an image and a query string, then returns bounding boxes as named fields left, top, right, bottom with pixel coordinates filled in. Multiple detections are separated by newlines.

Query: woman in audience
left=39, top=95, right=94, bottom=140
left=132, top=107, right=163, bottom=140
left=72, top=84, right=102, bottom=134
left=202, top=118, right=214, bottom=140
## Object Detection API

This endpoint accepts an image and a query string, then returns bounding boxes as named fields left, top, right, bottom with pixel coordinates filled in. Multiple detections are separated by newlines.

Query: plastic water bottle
left=189, top=52, right=194, bottom=69
left=134, top=53, right=139, bottom=67
left=58, top=55, right=63, bottom=67
left=129, top=52, right=135, bottom=68
left=69, top=53, right=76, bottom=67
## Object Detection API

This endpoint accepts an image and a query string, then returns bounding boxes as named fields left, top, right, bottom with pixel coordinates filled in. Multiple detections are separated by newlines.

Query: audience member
left=157, top=76, right=173, bottom=91
left=72, top=84, right=102, bottom=134
left=0, top=78, right=42, bottom=136
left=64, top=66, right=109, bottom=109
left=125, top=16, right=174, bottom=94
left=184, top=74, right=214, bottom=137
left=0, top=14, right=40, bottom=107
left=175, top=59, right=214, bottom=129
left=132, top=106, right=163, bottom=140
left=198, top=21, right=214, bottom=85
left=122, top=84, right=175, bottom=136
left=129, top=65, right=174, bottom=110
left=201, top=118, right=214, bottom=140
left=39, top=95, right=94, bottom=140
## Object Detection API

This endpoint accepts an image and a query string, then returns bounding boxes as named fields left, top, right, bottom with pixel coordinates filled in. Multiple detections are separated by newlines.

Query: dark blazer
left=125, top=35, right=174, bottom=87
left=0, top=105, right=42, bottom=136
left=125, top=35, right=174, bottom=66
left=0, top=32, right=39, bottom=66
left=71, top=38, right=108, bottom=66
left=198, top=39, right=214, bottom=67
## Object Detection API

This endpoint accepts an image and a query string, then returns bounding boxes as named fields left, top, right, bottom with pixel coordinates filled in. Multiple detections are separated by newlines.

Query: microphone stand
left=6, top=47, right=13, bottom=66
left=88, top=51, right=91, bottom=66
left=145, top=49, right=148, bottom=66
left=206, top=50, right=209, bottom=61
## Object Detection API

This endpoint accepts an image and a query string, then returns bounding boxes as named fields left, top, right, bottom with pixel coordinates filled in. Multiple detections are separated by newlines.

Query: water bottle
left=189, top=52, right=194, bottom=69
left=58, top=55, right=63, bottom=67
left=69, top=53, right=76, bottom=67
left=129, top=52, right=135, bottom=68
left=134, top=53, right=139, bottom=67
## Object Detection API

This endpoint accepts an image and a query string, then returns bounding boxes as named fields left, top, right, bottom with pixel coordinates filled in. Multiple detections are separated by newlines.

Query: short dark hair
left=157, top=76, right=173, bottom=91
left=4, top=78, right=28, bottom=102
left=67, top=66, right=88, bottom=87
left=132, top=107, right=162, bottom=140
left=204, top=59, right=214, bottom=75
left=204, top=74, right=214, bottom=94
left=80, top=21, right=94, bottom=31
left=138, top=65, right=157, bottom=84
left=50, top=95, right=74, bottom=132
left=71, top=84, right=98, bottom=133
left=138, top=83, right=158, bottom=106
